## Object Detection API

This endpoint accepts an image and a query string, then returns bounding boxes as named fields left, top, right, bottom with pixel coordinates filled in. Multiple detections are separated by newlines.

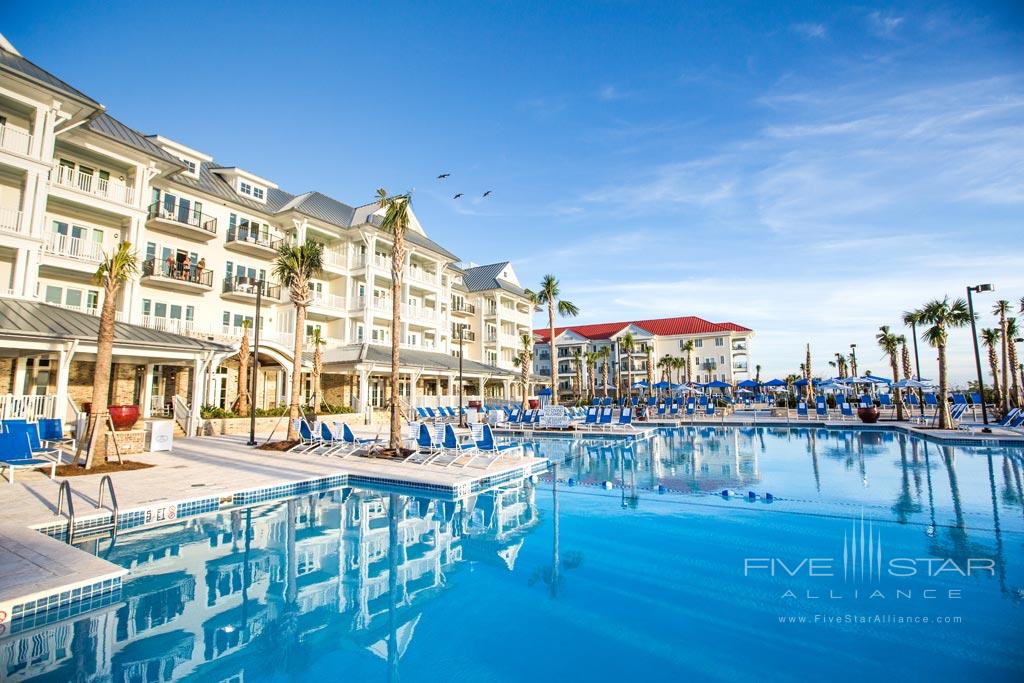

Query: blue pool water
left=3, top=427, right=1022, bottom=682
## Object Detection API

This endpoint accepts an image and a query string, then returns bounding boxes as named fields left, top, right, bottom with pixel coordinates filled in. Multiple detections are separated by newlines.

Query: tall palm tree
left=645, top=343, right=654, bottom=398
left=681, top=340, right=695, bottom=385
left=831, top=352, right=847, bottom=378
left=310, top=328, right=325, bottom=412
left=585, top=351, right=598, bottom=399
left=599, top=346, right=611, bottom=398
left=377, top=188, right=412, bottom=449
left=620, top=332, right=635, bottom=396
left=273, top=240, right=324, bottom=440
left=511, top=332, right=534, bottom=409
left=848, top=351, right=858, bottom=379
left=673, top=356, right=684, bottom=387
left=1007, top=317, right=1021, bottom=408
left=531, top=275, right=579, bottom=405
left=919, top=297, right=973, bottom=429
left=902, top=308, right=925, bottom=408
left=754, top=364, right=761, bottom=384
left=572, top=348, right=583, bottom=401
left=804, top=343, right=813, bottom=402
left=993, top=300, right=1011, bottom=413
left=900, top=335, right=912, bottom=381
left=237, top=319, right=251, bottom=417
left=981, top=328, right=1002, bottom=403
left=80, top=242, right=138, bottom=468
left=876, top=325, right=906, bottom=420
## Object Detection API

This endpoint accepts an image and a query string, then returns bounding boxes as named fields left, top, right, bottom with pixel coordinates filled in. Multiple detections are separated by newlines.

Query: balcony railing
left=733, top=342, right=747, bottom=351
left=0, top=123, right=32, bottom=156
left=372, top=254, right=390, bottom=270
left=452, top=329, right=476, bottom=342
left=43, top=232, right=105, bottom=262
left=142, top=258, right=214, bottom=286
left=0, top=207, right=23, bottom=234
left=407, top=268, right=438, bottom=286
left=323, top=248, right=347, bottom=268
left=140, top=315, right=196, bottom=335
left=371, top=297, right=392, bottom=313
left=223, top=276, right=281, bottom=299
left=45, top=300, right=125, bottom=321
left=352, top=253, right=367, bottom=267
left=54, top=165, right=135, bottom=206
left=310, top=291, right=345, bottom=309
left=226, top=225, right=281, bottom=250
left=450, top=300, right=476, bottom=314
left=148, top=201, right=216, bottom=234
left=401, top=304, right=437, bottom=322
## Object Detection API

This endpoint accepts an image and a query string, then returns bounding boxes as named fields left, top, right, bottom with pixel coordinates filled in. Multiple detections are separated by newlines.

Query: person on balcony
left=196, top=257, right=206, bottom=283
left=182, top=254, right=192, bottom=281
left=165, top=253, right=176, bottom=278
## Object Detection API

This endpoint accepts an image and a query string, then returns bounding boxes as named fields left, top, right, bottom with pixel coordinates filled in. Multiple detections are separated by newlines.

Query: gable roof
left=0, top=44, right=100, bottom=108
left=534, top=315, right=752, bottom=342
left=462, top=262, right=525, bottom=296
left=86, top=114, right=184, bottom=166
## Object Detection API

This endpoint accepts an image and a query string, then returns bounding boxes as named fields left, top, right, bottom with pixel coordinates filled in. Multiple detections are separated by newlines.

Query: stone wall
left=0, top=358, right=13, bottom=393
left=68, top=360, right=140, bottom=407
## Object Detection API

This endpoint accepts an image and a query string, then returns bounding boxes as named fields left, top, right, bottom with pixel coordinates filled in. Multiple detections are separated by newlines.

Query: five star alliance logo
left=843, top=514, right=882, bottom=583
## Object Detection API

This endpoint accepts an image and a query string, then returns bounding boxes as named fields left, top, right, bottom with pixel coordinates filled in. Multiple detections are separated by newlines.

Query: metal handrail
left=56, top=480, right=75, bottom=544
left=98, top=475, right=119, bottom=539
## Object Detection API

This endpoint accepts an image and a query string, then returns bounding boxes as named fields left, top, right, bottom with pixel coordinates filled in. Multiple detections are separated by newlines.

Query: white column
left=55, top=341, right=77, bottom=422
left=141, top=364, right=154, bottom=418
left=189, top=357, right=204, bottom=436
left=358, top=369, right=370, bottom=422
left=478, top=377, right=485, bottom=403
left=408, top=370, right=418, bottom=410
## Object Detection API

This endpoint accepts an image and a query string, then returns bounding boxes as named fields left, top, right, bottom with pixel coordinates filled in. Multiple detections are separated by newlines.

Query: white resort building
left=0, top=34, right=535, bottom=431
left=533, top=316, right=754, bottom=402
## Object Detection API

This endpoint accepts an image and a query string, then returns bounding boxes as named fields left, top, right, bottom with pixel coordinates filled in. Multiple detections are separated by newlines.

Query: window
left=252, top=187, right=264, bottom=200
left=44, top=286, right=61, bottom=305
left=715, top=337, right=724, bottom=347
left=720, top=355, right=725, bottom=364
left=240, top=182, right=252, bottom=196
left=180, top=158, right=197, bottom=174
left=695, top=339, right=703, bottom=348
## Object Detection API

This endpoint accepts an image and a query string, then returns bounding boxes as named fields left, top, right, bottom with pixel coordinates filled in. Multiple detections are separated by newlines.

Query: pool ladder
left=54, top=475, right=120, bottom=545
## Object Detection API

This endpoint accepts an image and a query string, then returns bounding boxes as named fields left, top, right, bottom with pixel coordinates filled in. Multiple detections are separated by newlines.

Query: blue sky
left=4, top=1, right=1023, bottom=383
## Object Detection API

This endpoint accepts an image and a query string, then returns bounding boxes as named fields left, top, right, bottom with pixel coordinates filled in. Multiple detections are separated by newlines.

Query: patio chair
left=839, top=402, right=854, bottom=420
left=618, top=407, right=636, bottom=430
left=338, top=422, right=382, bottom=450
left=0, top=432, right=57, bottom=484
left=796, top=401, right=809, bottom=419
left=406, top=423, right=442, bottom=464
left=430, top=424, right=477, bottom=467
left=289, top=419, right=321, bottom=453
left=38, top=418, right=75, bottom=455
left=815, top=398, right=829, bottom=419
left=705, top=403, right=716, bottom=418
left=3, top=421, right=60, bottom=462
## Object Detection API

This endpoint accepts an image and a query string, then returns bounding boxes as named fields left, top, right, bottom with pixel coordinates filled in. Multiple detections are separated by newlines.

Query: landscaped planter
left=857, top=407, right=880, bottom=424
left=109, top=404, right=140, bottom=430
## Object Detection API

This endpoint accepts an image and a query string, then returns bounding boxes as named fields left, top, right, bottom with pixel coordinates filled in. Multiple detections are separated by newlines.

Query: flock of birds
left=437, top=173, right=491, bottom=200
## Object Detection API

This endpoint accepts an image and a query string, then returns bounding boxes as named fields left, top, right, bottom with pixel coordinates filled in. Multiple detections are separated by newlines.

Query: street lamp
left=966, top=283, right=994, bottom=430
left=247, top=279, right=264, bottom=446
left=457, top=324, right=465, bottom=428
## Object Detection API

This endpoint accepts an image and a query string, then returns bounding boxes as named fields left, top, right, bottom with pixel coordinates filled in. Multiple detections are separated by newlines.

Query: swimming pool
left=3, top=427, right=1022, bottom=681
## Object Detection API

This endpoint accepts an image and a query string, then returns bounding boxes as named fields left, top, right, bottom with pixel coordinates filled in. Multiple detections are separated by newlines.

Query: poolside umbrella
left=653, top=380, right=671, bottom=389
left=894, top=378, right=935, bottom=389
left=632, top=380, right=649, bottom=389
left=737, top=379, right=760, bottom=389
left=792, top=378, right=812, bottom=387
left=763, top=379, right=787, bottom=388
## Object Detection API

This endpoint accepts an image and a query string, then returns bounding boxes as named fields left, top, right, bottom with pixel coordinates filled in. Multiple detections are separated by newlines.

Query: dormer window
left=180, top=158, right=197, bottom=175
left=238, top=181, right=266, bottom=202
left=240, top=181, right=252, bottom=195
left=253, top=187, right=264, bottom=200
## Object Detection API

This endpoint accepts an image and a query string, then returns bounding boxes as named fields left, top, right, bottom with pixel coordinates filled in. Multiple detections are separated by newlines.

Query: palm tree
left=584, top=351, right=597, bottom=400
left=876, top=325, right=906, bottom=420
left=531, top=275, right=579, bottom=405
left=377, top=188, right=412, bottom=449
left=902, top=308, right=925, bottom=409
left=599, top=346, right=611, bottom=398
left=620, top=332, right=635, bottom=396
left=1007, top=317, right=1021, bottom=408
left=993, top=300, right=1011, bottom=413
left=754, top=364, right=761, bottom=384
left=804, top=344, right=813, bottom=401
left=645, top=343, right=654, bottom=398
left=572, top=348, right=583, bottom=401
left=681, top=340, right=695, bottom=385
left=919, top=297, right=973, bottom=429
left=511, top=332, right=534, bottom=409
left=310, top=328, right=325, bottom=412
left=80, top=242, right=138, bottom=468
left=848, top=351, right=858, bottom=379
left=981, top=328, right=1002, bottom=405
left=273, top=240, right=324, bottom=440
left=830, top=352, right=847, bottom=378
left=237, top=319, right=251, bottom=417
left=899, top=335, right=912, bottom=381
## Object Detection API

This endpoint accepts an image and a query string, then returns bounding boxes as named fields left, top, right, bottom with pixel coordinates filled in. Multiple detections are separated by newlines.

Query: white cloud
left=597, top=84, right=627, bottom=101
left=791, top=22, right=828, bottom=39
left=867, top=11, right=905, bottom=38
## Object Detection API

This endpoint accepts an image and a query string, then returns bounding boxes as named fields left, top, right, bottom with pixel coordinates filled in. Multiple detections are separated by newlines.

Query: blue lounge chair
left=618, top=407, right=635, bottom=429
left=416, top=407, right=429, bottom=420
left=685, top=401, right=696, bottom=418
left=3, top=421, right=60, bottom=462
left=474, top=424, right=518, bottom=458
left=705, top=403, right=716, bottom=418
left=923, top=393, right=939, bottom=408
left=407, top=423, right=442, bottom=464
left=878, top=393, right=893, bottom=408
left=339, top=422, right=381, bottom=450
left=796, top=401, right=808, bottom=419
left=907, top=393, right=920, bottom=407
left=656, top=402, right=667, bottom=417
left=839, top=402, right=854, bottom=420
left=952, top=393, right=968, bottom=405
left=0, top=432, right=56, bottom=484
left=430, top=424, right=475, bottom=467
left=38, top=418, right=75, bottom=454
left=815, top=398, right=828, bottom=419
left=582, top=407, right=599, bottom=428
left=970, top=392, right=983, bottom=406
left=289, top=419, right=321, bottom=452
left=859, top=394, right=873, bottom=408
left=669, top=400, right=680, bottom=417
left=592, top=398, right=601, bottom=406
left=596, top=407, right=613, bottom=429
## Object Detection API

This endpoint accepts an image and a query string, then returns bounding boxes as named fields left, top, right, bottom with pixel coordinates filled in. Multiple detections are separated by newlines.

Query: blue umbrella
left=793, top=378, right=813, bottom=387
left=763, top=379, right=787, bottom=387
left=737, top=379, right=760, bottom=388
left=704, top=380, right=730, bottom=389
left=632, top=380, right=649, bottom=389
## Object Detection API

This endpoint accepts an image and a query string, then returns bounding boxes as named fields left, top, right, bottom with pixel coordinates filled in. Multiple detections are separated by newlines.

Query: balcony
left=225, top=226, right=282, bottom=257
left=53, top=165, right=136, bottom=208
left=451, top=300, right=476, bottom=316
left=407, top=267, right=439, bottom=287
left=370, top=297, right=393, bottom=315
left=402, top=339, right=437, bottom=351
left=308, top=291, right=346, bottom=319
left=402, top=304, right=437, bottom=323
left=733, top=342, right=748, bottom=351
left=371, top=254, right=390, bottom=270
left=452, top=329, right=476, bottom=342
left=146, top=201, right=217, bottom=241
left=141, top=258, right=213, bottom=293
left=139, top=315, right=196, bottom=336
left=41, top=232, right=105, bottom=276
left=0, top=207, right=24, bottom=235
left=222, top=276, right=282, bottom=303
left=0, top=123, right=33, bottom=157
left=322, top=248, right=348, bottom=276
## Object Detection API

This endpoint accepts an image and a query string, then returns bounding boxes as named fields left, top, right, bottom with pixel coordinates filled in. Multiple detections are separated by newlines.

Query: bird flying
left=453, top=193, right=463, bottom=199
left=482, top=190, right=492, bottom=197
left=437, top=173, right=450, bottom=180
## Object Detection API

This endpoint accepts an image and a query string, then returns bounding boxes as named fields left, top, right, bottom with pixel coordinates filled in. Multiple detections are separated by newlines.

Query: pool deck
left=0, top=428, right=545, bottom=631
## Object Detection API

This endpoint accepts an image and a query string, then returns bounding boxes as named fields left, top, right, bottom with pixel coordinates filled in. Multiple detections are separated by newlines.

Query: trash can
left=146, top=420, right=174, bottom=452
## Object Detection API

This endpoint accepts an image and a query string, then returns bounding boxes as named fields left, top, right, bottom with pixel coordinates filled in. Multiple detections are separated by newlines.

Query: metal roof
left=0, top=298, right=231, bottom=352
left=0, top=45, right=100, bottom=107
left=86, top=114, right=183, bottom=166
left=322, top=343, right=513, bottom=376
left=461, top=262, right=526, bottom=296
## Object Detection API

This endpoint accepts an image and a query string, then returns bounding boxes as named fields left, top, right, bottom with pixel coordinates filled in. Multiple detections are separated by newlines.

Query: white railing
left=372, top=254, right=390, bottom=270
left=310, top=291, right=346, bottom=309
left=352, top=253, right=367, bottom=267
left=500, top=333, right=519, bottom=346
left=53, top=165, right=136, bottom=207
left=323, top=249, right=347, bottom=268
left=45, top=300, right=125, bottom=321
left=407, top=268, right=439, bottom=286
left=401, top=304, right=437, bottom=322
left=44, top=232, right=105, bottom=262
left=402, top=339, right=437, bottom=351
left=350, top=295, right=366, bottom=310
left=0, top=207, right=24, bottom=234
left=140, top=315, right=196, bottom=335
left=149, top=394, right=170, bottom=416
left=172, top=394, right=191, bottom=435
left=0, top=123, right=33, bottom=156
left=372, top=297, right=392, bottom=313
left=0, top=394, right=57, bottom=420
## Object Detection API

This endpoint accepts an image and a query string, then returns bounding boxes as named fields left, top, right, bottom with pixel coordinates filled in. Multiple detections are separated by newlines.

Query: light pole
left=457, top=324, right=465, bottom=428
left=966, top=283, right=994, bottom=429
left=247, top=279, right=263, bottom=446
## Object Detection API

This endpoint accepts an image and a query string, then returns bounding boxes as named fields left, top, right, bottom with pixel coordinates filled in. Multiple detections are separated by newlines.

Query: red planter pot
left=857, top=407, right=880, bottom=424
left=109, top=404, right=140, bottom=431
left=528, top=399, right=540, bottom=409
